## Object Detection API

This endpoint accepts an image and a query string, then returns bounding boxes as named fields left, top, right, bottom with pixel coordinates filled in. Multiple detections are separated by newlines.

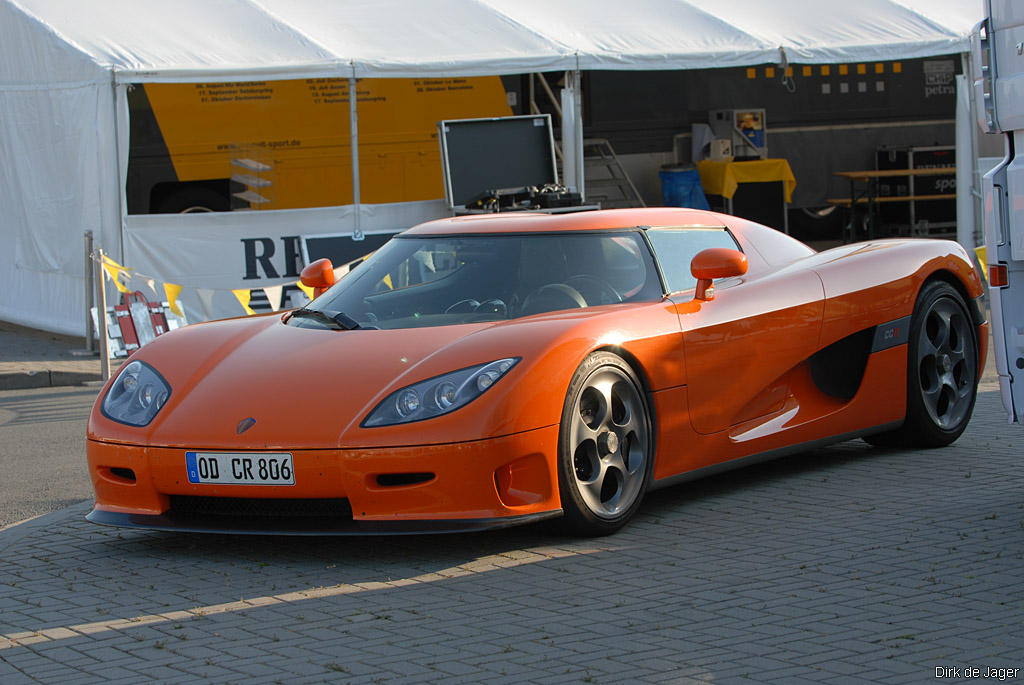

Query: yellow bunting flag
left=295, top=281, right=315, bottom=302
left=163, top=283, right=184, bottom=316
left=232, top=289, right=256, bottom=316
left=101, top=254, right=132, bottom=271
left=974, top=246, right=987, bottom=284
left=101, top=255, right=132, bottom=294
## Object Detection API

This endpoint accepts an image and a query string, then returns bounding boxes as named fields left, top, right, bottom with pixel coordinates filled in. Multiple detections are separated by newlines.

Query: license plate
left=186, top=452, right=295, bottom=486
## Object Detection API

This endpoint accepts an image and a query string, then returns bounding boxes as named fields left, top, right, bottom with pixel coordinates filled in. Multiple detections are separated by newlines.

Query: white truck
left=973, top=0, right=1024, bottom=424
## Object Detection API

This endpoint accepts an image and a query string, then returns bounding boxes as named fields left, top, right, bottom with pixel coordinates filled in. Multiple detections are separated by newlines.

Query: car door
left=647, top=227, right=825, bottom=436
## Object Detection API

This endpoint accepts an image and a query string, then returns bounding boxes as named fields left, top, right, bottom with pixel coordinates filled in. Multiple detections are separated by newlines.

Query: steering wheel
left=466, top=299, right=509, bottom=322
left=520, top=283, right=587, bottom=316
left=564, top=275, right=622, bottom=305
left=445, top=299, right=480, bottom=314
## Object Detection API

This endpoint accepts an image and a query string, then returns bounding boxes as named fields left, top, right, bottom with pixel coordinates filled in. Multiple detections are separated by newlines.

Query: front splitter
left=86, top=507, right=563, bottom=536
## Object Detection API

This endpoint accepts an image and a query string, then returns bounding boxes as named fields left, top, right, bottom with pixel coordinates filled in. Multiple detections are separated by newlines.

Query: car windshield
left=294, top=231, right=662, bottom=330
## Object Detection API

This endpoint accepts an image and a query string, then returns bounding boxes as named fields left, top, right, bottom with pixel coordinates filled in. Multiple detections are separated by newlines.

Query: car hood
left=89, top=300, right=684, bottom=450
left=95, top=313, right=518, bottom=450
left=90, top=309, right=590, bottom=450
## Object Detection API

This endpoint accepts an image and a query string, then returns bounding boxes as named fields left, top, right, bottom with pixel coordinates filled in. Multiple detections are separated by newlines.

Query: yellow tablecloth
left=696, top=159, right=796, bottom=203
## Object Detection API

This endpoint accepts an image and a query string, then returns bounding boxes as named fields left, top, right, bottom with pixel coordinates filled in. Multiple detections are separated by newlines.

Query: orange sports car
left=86, top=208, right=987, bottom=536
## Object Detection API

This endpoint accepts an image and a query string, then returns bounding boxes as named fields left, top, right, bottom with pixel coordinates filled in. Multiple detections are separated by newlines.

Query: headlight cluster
left=101, top=360, right=171, bottom=427
left=362, top=358, right=520, bottom=427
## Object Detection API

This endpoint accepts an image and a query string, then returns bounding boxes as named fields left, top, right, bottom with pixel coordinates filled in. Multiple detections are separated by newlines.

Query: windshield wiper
left=289, top=308, right=361, bottom=330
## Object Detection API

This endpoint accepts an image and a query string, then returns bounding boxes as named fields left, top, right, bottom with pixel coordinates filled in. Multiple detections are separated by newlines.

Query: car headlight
left=101, top=360, right=172, bottom=427
left=362, top=357, right=520, bottom=427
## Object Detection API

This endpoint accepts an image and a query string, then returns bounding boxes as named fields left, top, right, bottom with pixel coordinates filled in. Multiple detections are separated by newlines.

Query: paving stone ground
left=1, top=318, right=1020, bottom=683
left=1, top=386, right=1021, bottom=684
left=0, top=321, right=106, bottom=390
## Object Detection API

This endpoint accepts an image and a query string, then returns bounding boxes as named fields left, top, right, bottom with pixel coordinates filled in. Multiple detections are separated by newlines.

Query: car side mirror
left=300, top=258, right=336, bottom=299
left=690, top=248, right=747, bottom=301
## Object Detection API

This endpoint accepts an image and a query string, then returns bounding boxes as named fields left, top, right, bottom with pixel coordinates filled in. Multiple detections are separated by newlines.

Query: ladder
left=582, top=138, right=646, bottom=209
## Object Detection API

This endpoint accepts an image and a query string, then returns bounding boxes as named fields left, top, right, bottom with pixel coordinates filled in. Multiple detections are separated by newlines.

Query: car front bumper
left=86, top=425, right=562, bottom=535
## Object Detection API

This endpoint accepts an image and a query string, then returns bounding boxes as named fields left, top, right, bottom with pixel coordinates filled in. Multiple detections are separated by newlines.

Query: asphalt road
left=0, top=385, right=98, bottom=529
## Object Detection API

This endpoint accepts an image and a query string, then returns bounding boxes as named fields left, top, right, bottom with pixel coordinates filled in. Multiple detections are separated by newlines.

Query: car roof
left=402, top=207, right=729, bottom=236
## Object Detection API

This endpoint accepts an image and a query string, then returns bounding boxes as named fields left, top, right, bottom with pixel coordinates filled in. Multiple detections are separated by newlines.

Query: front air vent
left=375, top=473, right=435, bottom=487
left=109, top=467, right=137, bottom=483
left=169, top=496, right=352, bottom=519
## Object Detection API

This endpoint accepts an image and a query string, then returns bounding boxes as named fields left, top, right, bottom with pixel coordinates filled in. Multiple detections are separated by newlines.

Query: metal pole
left=561, top=74, right=577, bottom=192
left=572, top=71, right=584, bottom=200
left=112, top=78, right=127, bottom=263
left=560, top=70, right=585, bottom=199
left=95, top=248, right=111, bottom=381
left=349, top=77, right=363, bottom=241
left=84, top=230, right=95, bottom=353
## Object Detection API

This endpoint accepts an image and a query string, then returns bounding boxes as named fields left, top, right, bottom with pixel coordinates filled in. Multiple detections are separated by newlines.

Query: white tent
left=0, top=0, right=981, bottom=335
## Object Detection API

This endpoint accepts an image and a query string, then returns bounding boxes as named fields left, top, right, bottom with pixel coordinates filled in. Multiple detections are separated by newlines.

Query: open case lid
left=438, top=114, right=558, bottom=209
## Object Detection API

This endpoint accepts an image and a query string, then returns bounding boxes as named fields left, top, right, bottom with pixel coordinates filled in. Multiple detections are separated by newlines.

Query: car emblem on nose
left=237, top=417, right=257, bottom=434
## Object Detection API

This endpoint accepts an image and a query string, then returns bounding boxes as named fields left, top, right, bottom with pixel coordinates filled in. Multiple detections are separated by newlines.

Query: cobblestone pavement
left=1, top=385, right=1020, bottom=684
left=0, top=321, right=104, bottom=390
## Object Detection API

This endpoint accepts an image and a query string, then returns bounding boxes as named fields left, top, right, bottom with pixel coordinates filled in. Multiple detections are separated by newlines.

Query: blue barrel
left=658, top=164, right=709, bottom=210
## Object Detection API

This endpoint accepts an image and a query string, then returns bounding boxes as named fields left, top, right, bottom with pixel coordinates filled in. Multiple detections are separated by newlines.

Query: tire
left=867, top=280, right=978, bottom=448
left=555, top=352, right=653, bottom=536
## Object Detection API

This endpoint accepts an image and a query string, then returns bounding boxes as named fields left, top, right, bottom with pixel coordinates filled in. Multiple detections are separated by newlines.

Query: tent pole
left=575, top=72, right=583, bottom=199
left=84, top=230, right=95, bottom=353
left=112, top=76, right=127, bottom=265
left=962, top=52, right=984, bottom=249
left=955, top=71, right=975, bottom=252
left=95, top=248, right=111, bottom=381
left=350, top=77, right=363, bottom=241
left=560, top=70, right=584, bottom=200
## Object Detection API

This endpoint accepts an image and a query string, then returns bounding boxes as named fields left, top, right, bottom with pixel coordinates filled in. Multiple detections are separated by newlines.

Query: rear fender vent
left=808, top=328, right=874, bottom=400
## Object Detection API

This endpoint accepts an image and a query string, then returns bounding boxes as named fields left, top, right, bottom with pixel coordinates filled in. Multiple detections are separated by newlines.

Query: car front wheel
left=555, top=352, right=653, bottom=536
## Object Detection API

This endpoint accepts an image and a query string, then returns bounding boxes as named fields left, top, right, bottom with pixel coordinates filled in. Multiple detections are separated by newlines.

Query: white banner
left=122, top=200, right=448, bottom=322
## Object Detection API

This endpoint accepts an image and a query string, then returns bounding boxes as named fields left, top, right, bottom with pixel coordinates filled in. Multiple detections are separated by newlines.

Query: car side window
left=645, top=228, right=740, bottom=293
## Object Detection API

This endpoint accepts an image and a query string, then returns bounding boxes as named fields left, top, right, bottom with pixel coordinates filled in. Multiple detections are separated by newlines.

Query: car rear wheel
left=867, top=280, right=978, bottom=448
left=555, top=352, right=652, bottom=536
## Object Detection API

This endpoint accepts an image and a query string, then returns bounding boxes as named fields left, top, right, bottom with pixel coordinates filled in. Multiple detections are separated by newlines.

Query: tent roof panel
left=2, top=0, right=982, bottom=85
left=262, top=0, right=574, bottom=77
left=685, top=0, right=967, bottom=63
left=891, top=0, right=984, bottom=37
left=483, top=0, right=779, bottom=71
left=1, top=0, right=107, bottom=85
left=10, top=0, right=345, bottom=83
